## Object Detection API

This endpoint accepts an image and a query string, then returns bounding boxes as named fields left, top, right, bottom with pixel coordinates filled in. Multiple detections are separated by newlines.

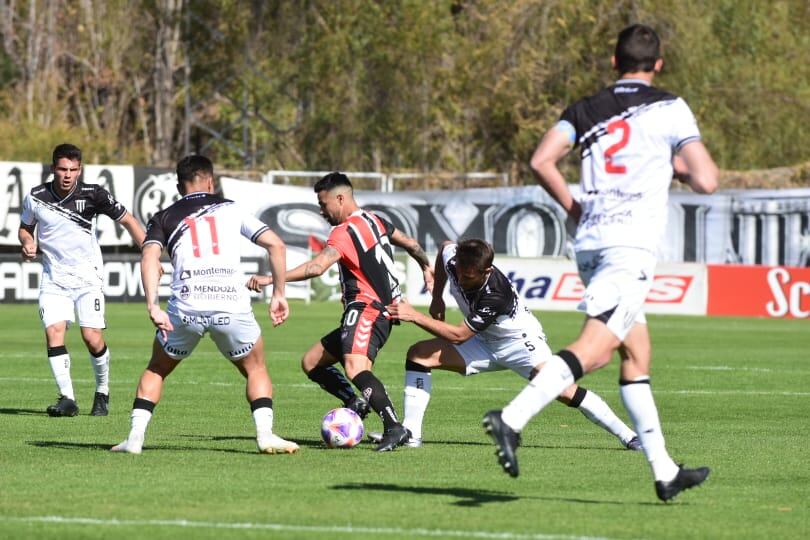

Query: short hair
left=455, top=239, right=494, bottom=271
left=52, top=143, right=82, bottom=165
left=176, top=154, right=214, bottom=183
left=313, top=171, right=353, bottom=194
left=614, top=24, right=660, bottom=74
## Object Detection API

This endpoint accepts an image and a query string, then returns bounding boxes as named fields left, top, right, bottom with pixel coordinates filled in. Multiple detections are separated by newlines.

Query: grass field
left=0, top=302, right=808, bottom=540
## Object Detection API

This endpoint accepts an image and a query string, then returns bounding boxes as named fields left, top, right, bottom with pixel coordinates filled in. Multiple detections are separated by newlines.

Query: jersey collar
left=615, top=78, right=651, bottom=86
left=49, top=180, right=79, bottom=203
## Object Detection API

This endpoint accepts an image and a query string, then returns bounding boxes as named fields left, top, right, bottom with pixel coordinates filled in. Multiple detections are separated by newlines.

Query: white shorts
left=158, top=309, right=261, bottom=361
left=452, top=333, right=552, bottom=379
left=39, top=284, right=106, bottom=329
left=576, top=247, right=657, bottom=341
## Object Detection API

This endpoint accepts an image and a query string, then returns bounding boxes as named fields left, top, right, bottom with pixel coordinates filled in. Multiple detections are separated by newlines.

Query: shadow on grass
left=333, top=482, right=519, bottom=507
left=0, top=408, right=47, bottom=416
left=27, top=440, right=256, bottom=454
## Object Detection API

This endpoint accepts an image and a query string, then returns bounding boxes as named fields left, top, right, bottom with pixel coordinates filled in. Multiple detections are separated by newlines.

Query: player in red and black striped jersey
left=248, top=172, right=434, bottom=452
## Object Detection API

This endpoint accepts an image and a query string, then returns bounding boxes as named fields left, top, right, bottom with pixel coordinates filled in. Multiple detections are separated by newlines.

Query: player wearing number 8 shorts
left=247, top=172, right=434, bottom=452
left=111, top=155, right=297, bottom=455
left=483, top=24, right=719, bottom=501
left=18, top=143, right=145, bottom=417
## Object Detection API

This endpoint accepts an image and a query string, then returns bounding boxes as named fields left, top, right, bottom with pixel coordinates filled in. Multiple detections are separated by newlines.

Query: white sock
left=48, top=351, right=74, bottom=400
left=130, top=408, right=153, bottom=439
left=402, top=370, right=432, bottom=440
left=577, top=389, right=637, bottom=445
left=253, top=406, right=275, bottom=437
left=90, top=346, right=110, bottom=395
left=502, top=355, right=575, bottom=432
left=620, top=378, right=679, bottom=481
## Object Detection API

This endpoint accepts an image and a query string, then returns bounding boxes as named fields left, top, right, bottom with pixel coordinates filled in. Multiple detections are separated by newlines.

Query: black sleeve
left=143, top=214, right=167, bottom=248
left=93, top=186, right=127, bottom=221
left=464, top=289, right=512, bottom=333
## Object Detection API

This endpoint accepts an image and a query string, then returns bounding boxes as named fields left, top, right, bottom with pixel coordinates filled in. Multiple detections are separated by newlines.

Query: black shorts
left=321, top=302, right=393, bottom=362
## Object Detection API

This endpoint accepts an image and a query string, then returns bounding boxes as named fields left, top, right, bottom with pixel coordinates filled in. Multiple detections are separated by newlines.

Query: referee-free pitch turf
left=0, top=302, right=807, bottom=540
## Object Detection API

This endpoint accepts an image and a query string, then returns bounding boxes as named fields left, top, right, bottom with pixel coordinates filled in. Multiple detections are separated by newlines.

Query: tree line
left=0, top=0, right=808, bottom=184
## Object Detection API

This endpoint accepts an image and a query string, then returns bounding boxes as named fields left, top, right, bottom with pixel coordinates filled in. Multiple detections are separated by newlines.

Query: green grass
left=0, top=302, right=808, bottom=539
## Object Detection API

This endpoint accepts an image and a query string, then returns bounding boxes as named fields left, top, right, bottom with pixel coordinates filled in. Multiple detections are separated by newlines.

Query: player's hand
left=422, top=267, right=435, bottom=294
left=429, top=297, right=445, bottom=321
left=246, top=274, right=272, bottom=292
left=386, top=300, right=418, bottom=322
left=269, top=295, right=289, bottom=327
left=21, top=242, right=37, bottom=261
left=147, top=304, right=173, bottom=341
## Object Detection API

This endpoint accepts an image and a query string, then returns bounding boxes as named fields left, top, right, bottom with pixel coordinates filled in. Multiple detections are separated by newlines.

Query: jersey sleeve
left=241, top=213, right=271, bottom=244
left=143, top=215, right=167, bottom=249
left=93, top=186, right=127, bottom=221
left=441, top=243, right=458, bottom=274
left=326, top=225, right=356, bottom=265
left=670, top=98, right=702, bottom=151
left=464, top=292, right=506, bottom=333
left=559, top=104, right=581, bottom=147
left=20, top=193, right=37, bottom=229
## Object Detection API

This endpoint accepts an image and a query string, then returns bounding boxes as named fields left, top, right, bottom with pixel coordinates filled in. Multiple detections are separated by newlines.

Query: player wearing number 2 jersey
left=483, top=24, right=719, bottom=502
left=112, top=155, right=297, bottom=455
left=247, top=172, right=434, bottom=452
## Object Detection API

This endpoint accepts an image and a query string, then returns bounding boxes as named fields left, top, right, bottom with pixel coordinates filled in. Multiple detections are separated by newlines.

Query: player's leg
left=301, top=336, right=366, bottom=416
left=40, top=290, right=79, bottom=416
left=76, top=289, right=110, bottom=416
left=233, top=340, right=299, bottom=454
left=400, top=338, right=466, bottom=443
left=557, top=383, right=640, bottom=450
left=111, top=339, right=181, bottom=454
left=619, top=322, right=709, bottom=499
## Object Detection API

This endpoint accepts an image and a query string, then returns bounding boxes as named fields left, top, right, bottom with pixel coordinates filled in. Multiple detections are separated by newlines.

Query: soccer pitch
left=1, top=302, right=807, bottom=540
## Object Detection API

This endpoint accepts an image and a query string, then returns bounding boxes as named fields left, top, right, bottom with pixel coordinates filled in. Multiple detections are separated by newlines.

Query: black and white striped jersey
left=557, top=79, right=702, bottom=253
left=20, top=181, right=127, bottom=288
left=144, top=192, right=270, bottom=314
left=442, top=243, right=544, bottom=342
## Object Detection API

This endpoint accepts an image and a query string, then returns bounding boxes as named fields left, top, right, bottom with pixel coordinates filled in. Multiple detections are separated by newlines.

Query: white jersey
left=143, top=192, right=270, bottom=314
left=557, top=78, right=702, bottom=253
left=442, top=243, right=544, bottom=343
left=20, top=181, right=127, bottom=289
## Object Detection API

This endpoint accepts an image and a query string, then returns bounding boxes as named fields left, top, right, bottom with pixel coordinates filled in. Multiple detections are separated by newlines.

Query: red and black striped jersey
left=327, top=210, right=401, bottom=307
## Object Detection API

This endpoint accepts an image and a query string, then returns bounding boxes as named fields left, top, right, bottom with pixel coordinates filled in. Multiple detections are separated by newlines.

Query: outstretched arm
left=387, top=300, right=475, bottom=344
left=118, top=211, right=146, bottom=248
left=390, top=228, right=434, bottom=293
left=246, top=245, right=342, bottom=291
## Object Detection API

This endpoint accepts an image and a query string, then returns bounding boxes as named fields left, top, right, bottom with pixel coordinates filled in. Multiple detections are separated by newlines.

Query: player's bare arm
left=429, top=242, right=451, bottom=321
left=18, top=225, right=37, bottom=261
left=390, top=229, right=434, bottom=293
left=254, top=228, right=289, bottom=327
left=118, top=211, right=146, bottom=248
left=530, top=127, right=581, bottom=221
left=246, top=245, right=342, bottom=292
left=387, top=299, right=475, bottom=344
left=141, top=243, right=173, bottom=339
left=674, top=141, right=719, bottom=194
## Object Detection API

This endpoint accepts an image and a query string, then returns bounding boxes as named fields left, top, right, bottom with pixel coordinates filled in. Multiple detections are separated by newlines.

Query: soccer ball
left=321, top=407, right=365, bottom=449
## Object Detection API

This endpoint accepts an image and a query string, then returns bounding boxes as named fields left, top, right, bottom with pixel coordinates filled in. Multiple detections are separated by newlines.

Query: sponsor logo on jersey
left=192, top=284, right=237, bottom=293
left=179, top=285, right=190, bottom=299
left=191, top=267, right=235, bottom=277
left=181, top=314, right=231, bottom=326
left=180, top=270, right=191, bottom=280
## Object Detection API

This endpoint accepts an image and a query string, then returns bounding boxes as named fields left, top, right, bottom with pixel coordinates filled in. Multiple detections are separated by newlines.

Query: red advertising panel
left=707, top=265, right=810, bottom=319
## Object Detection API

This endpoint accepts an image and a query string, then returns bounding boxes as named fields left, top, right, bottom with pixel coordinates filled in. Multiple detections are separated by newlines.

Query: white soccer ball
left=321, top=407, right=365, bottom=449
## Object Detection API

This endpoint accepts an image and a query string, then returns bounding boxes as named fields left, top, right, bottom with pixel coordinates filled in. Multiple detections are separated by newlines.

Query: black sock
left=307, top=365, right=357, bottom=404
left=351, top=370, right=398, bottom=430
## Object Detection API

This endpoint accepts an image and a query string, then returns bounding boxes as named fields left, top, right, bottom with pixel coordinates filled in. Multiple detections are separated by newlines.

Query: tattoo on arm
left=406, top=242, right=430, bottom=269
left=304, top=262, right=324, bottom=278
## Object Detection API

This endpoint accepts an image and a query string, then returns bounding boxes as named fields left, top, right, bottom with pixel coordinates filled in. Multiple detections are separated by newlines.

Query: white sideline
left=0, top=376, right=809, bottom=396
left=0, top=515, right=613, bottom=540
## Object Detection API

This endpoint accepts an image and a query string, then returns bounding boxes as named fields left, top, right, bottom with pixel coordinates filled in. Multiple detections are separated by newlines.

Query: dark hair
left=455, top=239, right=494, bottom=271
left=52, top=143, right=82, bottom=165
left=176, top=154, right=214, bottom=183
left=614, top=24, right=660, bottom=74
left=313, top=171, right=353, bottom=193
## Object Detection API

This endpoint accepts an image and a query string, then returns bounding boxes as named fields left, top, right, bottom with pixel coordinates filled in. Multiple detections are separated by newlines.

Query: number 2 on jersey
left=604, top=119, right=630, bottom=174
left=184, top=215, right=220, bottom=257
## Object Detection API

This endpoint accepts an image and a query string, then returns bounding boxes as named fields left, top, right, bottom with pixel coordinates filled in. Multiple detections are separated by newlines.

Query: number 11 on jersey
left=184, top=215, right=220, bottom=257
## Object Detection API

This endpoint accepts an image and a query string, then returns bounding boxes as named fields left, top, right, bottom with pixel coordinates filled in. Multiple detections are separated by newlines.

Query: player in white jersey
left=379, top=239, right=639, bottom=451
left=17, top=143, right=145, bottom=417
left=111, top=155, right=298, bottom=455
left=482, top=25, right=719, bottom=502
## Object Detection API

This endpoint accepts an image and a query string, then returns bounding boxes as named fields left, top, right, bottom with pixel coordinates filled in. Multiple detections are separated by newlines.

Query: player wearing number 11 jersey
left=483, top=24, right=719, bottom=501
left=112, top=155, right=297, bottom=455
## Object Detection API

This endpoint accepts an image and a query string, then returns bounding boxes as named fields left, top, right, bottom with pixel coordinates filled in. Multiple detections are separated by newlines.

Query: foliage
left=0, top=0, right=807, bottom=176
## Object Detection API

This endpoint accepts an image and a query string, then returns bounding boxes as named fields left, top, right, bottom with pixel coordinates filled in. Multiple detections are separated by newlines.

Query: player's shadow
left=0, top=407, right=47, bottom=416
left=178, top=434, right=326, bottom=450
left=333, top=482, right=519, bottom=507
left=27, top=440, right=256, bottom=455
